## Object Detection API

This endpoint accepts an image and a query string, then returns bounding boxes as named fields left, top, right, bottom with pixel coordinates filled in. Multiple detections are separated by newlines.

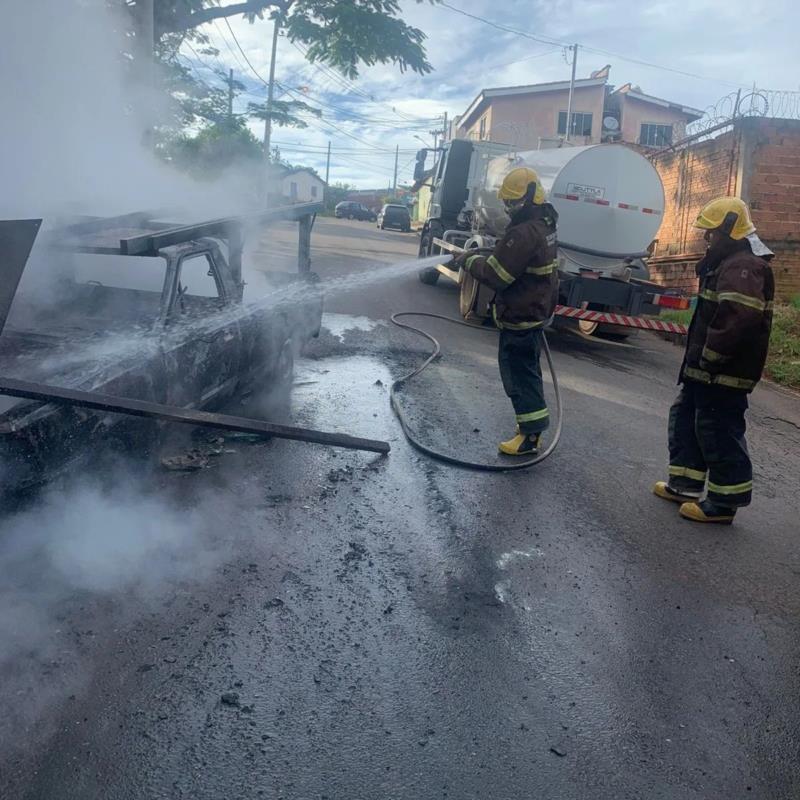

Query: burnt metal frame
left=0, top=377, right=390, bottom=455
left=53, top=202, right=322, bottom=281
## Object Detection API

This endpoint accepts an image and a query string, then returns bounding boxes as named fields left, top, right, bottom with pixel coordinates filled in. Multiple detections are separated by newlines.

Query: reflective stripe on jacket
left=464, top=204, right=559, bottom=330
left=680, top=240, right=774, bottom=393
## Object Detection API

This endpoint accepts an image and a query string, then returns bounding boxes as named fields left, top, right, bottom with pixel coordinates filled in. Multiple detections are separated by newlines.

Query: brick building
left=455, top=67, right=701, bottom=149
left=647, top=117, right=800, bottom=299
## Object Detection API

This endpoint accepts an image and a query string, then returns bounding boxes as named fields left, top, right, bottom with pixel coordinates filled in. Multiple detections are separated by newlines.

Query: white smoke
left=0, top=0, right=256, bottom=221
left=0, top=472, right=228, bottom=751
left=0, top=477, right=223, bottom=655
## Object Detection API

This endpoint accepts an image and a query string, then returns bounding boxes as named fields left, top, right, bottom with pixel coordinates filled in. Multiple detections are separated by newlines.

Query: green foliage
left=160, top=117, right=263, bottom=178
left=248, top=98, right=322, bottom=129
left=658, top=309, right=694, bottom=326
left=766, top=302, right=800, bottom=389
left=153, top=1, right=439, bottom=79
left=323, top=181, right=355, bottom=214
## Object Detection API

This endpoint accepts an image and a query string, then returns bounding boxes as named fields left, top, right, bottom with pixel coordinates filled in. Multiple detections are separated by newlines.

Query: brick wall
left=646, top=118, right=800, bottom=300
left=744, top=119, right=800, bottom=297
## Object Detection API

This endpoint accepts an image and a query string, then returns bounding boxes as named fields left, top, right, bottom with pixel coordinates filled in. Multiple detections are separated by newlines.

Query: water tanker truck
left=415, top=140, right=688, bottom=336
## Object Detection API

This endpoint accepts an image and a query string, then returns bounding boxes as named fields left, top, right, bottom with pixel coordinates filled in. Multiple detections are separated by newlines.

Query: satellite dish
left=603, top=116, right=619, bottom=131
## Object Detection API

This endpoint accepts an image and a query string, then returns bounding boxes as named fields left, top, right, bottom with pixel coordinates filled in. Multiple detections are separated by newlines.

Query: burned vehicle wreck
left=0, top=205, right=325, bottom=492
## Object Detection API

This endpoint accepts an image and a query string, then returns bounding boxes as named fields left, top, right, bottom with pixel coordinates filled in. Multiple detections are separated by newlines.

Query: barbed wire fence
left=686, top=87, right=800, bottom=139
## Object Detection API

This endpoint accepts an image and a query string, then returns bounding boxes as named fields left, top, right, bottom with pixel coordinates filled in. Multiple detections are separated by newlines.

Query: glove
left=452, top=251, right=471, bottom=271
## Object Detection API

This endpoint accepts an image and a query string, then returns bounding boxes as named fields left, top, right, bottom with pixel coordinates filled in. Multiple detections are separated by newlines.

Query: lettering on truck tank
left=566, top=182, right=606, bottom=199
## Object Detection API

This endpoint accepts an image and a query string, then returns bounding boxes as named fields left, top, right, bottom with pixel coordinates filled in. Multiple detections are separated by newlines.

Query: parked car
left=377, top=204, right=412, bottom=232
left=334, top=201, right=377, bottom=221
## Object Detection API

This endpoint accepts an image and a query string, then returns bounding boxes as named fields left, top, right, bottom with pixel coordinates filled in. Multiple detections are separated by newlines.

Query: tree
left=323, top=181, right=355, bottom=214
left=161, top=116, right=263, bottom=178
left=247, top=97, right=321, bottom=130
left=152, top=1, right=440, bottom=79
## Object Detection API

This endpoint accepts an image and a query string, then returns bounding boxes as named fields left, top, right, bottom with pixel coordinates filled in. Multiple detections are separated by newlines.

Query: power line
left=212, top=19, right=251, bottom=75
left=217, top=19, right=432, bottom=131
left=290, top=40, right=438, bottom=124
left=439, top=1, right=746, bottom=88
left=223, top=17, right=272, bottom=86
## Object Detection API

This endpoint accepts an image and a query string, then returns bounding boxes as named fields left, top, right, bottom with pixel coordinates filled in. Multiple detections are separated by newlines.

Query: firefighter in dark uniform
left=653, top=197, right=774, bottom=524
left=453, top=167, right=559, bottom=456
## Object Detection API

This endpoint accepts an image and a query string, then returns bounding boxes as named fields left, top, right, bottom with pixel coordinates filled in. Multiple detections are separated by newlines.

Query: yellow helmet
left=498, top=167, right=546, bottom=205
left=693, top=197, right=755, bottom=240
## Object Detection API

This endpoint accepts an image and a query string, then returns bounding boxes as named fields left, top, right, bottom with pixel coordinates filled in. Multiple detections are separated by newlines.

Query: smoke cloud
left=0, top=471, right=228, bottom=749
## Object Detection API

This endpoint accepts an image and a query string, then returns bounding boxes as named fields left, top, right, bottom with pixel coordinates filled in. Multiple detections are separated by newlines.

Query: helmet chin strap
left=719, top=210, right=738, bottom=236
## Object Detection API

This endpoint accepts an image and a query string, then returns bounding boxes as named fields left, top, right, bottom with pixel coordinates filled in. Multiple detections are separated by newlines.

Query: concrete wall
left=648, top=118, right=800, bottom=298
left=283, top=171, right=324, bottom=203
left=458, top=85, right=606, bottom=149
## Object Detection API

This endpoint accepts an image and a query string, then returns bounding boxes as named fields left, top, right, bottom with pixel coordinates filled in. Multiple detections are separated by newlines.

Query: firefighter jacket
left=463, top=204, right=559, bottom=330
left=680, top=238, right=774, bottom=392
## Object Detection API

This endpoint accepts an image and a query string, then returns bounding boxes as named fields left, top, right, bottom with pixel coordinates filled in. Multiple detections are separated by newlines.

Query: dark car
left=334, top=201, right=377, bottom=221
left=0, top=226, right=323, bottom=493
left=377, top=204, right=411, bottom=232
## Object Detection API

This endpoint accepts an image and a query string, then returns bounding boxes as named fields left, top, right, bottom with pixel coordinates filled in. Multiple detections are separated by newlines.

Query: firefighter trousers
left=667, top=382, right=753, bottom=507
left=497, top=328, right=549, bottom=435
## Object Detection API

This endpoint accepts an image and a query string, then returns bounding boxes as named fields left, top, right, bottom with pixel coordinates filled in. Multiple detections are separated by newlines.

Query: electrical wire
left=439, top=1, right=748, bottom=89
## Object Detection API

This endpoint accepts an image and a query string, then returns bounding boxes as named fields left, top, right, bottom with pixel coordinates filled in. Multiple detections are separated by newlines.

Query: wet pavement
left=2, top=218, right=800, bottom=799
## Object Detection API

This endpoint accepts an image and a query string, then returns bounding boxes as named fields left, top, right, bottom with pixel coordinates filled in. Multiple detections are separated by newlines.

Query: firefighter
left=453, top=166, right=559, bottom=456
left=653, top=197, right=774, bottom=524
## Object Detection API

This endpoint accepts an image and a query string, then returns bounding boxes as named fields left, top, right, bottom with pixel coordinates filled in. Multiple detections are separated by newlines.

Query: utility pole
left=442, top=111, right=448, bottom=143
left=227, top=68, right=234, bottom=122
left=325, top=141, right=331, bottom=185
left=565, top=43, right=578, bottom=142
left=138, top=0, right=155, bottom=140
left=263, top=14, right=281, bottom=197
left=392, top=144, right=399, bottom=196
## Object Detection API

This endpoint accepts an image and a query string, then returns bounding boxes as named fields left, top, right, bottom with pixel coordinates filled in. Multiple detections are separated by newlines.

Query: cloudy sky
left=185, top=0, right=799, bottom=189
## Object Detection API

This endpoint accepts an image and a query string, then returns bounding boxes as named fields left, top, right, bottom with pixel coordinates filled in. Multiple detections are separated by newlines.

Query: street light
left=413, top=134, right=433, bottom=149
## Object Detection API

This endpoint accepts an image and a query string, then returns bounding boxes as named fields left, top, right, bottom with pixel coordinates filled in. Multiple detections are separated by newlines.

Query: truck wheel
left=418, top=267, right=440, bottom=285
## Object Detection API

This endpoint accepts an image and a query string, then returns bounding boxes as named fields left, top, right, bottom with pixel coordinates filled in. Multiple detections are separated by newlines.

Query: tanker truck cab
left=416, top=139, right=511, bottom=286
left=417, top=140, right=688, bottom=337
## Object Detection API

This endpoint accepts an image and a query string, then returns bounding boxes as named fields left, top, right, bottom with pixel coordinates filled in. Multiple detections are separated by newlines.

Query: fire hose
left=389, top=298, right=563, bottom=471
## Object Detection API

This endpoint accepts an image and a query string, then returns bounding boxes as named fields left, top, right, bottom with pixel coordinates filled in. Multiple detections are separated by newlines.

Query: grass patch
left=766, top=301, right=800, bottom=389
left=656, top=298, right=800, bottom=390
left=658, top=308, right=694, bottom=326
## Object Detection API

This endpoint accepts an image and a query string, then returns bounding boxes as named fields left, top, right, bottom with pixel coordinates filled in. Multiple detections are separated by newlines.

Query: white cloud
left=190, top=0, right=800, bottom=188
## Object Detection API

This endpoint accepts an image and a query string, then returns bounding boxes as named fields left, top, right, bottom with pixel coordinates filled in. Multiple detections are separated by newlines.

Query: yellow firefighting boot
left=679, top=500, right=736, bottom=525
left=498, top=432, right=540, bottom=456
left=652, top=481, right=701, bottom=504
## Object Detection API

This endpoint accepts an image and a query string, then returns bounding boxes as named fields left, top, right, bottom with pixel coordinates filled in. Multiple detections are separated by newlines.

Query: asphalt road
left=2, top=217, right=800, bottom=799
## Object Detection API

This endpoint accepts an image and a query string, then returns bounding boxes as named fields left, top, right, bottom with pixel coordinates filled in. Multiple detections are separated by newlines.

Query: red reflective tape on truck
left=554, top=193, right=580, bottom=201
left=642, top=208, right=662, bottom=215
left=554, top=305, right=688, bottom=334
left=618, top=202, right=639, bottom=210
left=651, top=294, right=691, bottom=310
left=582, top=197, right=610, bottom=205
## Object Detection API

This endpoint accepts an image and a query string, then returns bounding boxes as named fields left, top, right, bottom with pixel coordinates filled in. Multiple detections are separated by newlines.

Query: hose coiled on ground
left=389, top=311, right=562, bottom=471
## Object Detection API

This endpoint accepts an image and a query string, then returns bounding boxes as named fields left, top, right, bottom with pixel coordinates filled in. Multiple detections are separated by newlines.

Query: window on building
left=311, top=184, right=318, bottom=198
left=640, top=123, right=673, bottom=147
left=290, top=181, right=298, bottom=200
left=557, top=111, right=593, bottom=137
left=479, top=115, right=487, bottom=140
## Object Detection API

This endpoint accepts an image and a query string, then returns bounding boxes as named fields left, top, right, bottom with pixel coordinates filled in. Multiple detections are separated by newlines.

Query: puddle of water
left=292, top=355, right=395, bottom=442
left=321, top=313, right=381, bottom=341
